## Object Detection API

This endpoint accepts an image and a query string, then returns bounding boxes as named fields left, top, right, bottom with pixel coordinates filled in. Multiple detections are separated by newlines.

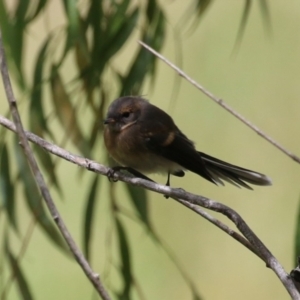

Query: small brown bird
left=103, top=96, right=272, bottom=189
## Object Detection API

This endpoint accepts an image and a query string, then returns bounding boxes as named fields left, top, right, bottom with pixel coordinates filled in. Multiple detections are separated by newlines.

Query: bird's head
left=104, top=96, right=147, bottom=132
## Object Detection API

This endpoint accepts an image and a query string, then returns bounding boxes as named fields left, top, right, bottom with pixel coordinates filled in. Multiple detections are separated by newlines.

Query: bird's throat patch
left=120, top=120, right=137, bottom=131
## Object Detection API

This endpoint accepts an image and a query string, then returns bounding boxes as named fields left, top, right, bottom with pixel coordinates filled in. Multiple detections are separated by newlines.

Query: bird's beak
left=103, top=118, right=115, bottom=125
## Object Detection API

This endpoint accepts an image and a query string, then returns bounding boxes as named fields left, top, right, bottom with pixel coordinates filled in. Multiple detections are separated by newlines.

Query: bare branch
left=0, top=115, right=298, bottom=299
left=0, top=33, right=111, bottom=300
left=138, top=41, right=300, bottom=164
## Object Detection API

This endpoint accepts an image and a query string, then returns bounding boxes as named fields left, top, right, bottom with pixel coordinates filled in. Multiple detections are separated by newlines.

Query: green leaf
left=195, top=0, right=213, bottom=18
left=102, top=7, right=139, bottom=61
left=120, top=44, right=152, bottom=95
left=65, top=0, right=80, bottom=42
left=0, top=0, right=25, bottom=88
left=83, top=175, right=100, bottom=261
left=146, top=0, right=158, bottom=23
left=26, top=0, right=48, bottom=22
left=0, top=0, right=10, bottom=45
left=33, top=144, right=61, bottom=193
left=233, top=0, right=252, bottom=53
left=13, top=138, right=69, bottom=255
left=258, top=0, right=272, bottom=33
left=30, top=37, right=53, bottom=139
left=120, top=5, right=166, bottom=95
left=295, top=195, right=300, bottom=263
left=148, top=10, right=166, bottom=79
left=50, top=66, right=90, bottom=157
left=125, top=184, right=151, bottom=229
left=5, top=240, right=34, bottom=300
left=106, top=0, right=131, bottom=36
left=0, top=144, right=17, bottom=231
left=116, top=217, right=132, bottom=299
left=88, top=0, right=103, bottom=64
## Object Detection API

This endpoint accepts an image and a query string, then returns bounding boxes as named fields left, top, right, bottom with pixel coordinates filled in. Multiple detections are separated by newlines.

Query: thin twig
left=138, top=41, right=300, bottom=164
left=0, top=115, right=298, bottom=299
left=0, top=33, right=111, bottom=300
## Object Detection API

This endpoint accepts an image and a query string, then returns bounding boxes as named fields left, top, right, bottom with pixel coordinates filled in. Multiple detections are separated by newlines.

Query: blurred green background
left=1, top=1, right=300, bottom=299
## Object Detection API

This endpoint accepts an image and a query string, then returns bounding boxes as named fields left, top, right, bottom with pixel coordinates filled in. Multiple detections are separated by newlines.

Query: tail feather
left=199, top=152, right=272, bottom=189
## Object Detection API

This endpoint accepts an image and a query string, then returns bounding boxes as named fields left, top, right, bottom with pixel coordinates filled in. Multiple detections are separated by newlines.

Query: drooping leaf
left=102, top=7, right=139, bottom=62
left=5, top=240, right=34, bottom=300
left=30, top=37, right=53, bottom=139
left=50, top=66, right=90, bottom=157
left=13, top=138, right=69, bottom=254
left=64, top=0, right=80, bottom=42
left=295, top=194, right=300, bottom=263
left=148, top=9, right=165, bottom=79
left=0, top=144, right=17, bottom=231
left=115, top=217, right=132, bottom=299
left=32, top=144, right=61, bottom=193
left=125, top=184, right=151, bottom=229
left=60, top=0, right=82, bottom=62
left=258, top=0, right=272, bottom=33
left=105, top=0, right=131, bottom=37
left=87, top=90, right=107, bottom=149
left=120, top=4, right=166, bottom=96
left=232, top=0, right=252, bottom=54
left=26, top=0, right=48, bottom=22
left=120, top=43, right=153, bottom=95
left=88, top=0, right=103, bottom=67
left=146, top=0, right=158, bottom=23
left=83, top=175, right=100, bottom=261
left=0, top=0, right=10, bottom=46
left=195, top=0, right=213, bottom=18
left=0, top=0, right=25, bottom=88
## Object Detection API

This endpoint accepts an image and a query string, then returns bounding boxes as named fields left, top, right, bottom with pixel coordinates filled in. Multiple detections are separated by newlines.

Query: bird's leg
left=164, top=172, right=171, bottom=199
left=166, top=171, right=171, bottom=186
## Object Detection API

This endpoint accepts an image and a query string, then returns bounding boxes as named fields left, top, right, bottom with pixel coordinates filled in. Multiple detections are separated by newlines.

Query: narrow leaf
left=232, top=0, right=252, bottom=53
left=295, top=194, right=300, bottom=263
left=125, top=184, right=151, bottom=229
left=33, top=144, right=61, bottom=192
left=5, top=241, right=34, bottom=300
left=30, top=37, right=53, bottom=139
left=102, top=8, right=139, bottom=61
left=14, top=138, right=69, bottom=254
left=0, top=144, right=17, bottom=231
left=26, top=0, right=48, bottom=22
left=50, top=66, right=90, bottom=156
left=258, top=0, right=272, bottom=33
left=83, top=175, right=100, bottom=260
left=116, top=217, right=132, bottom=299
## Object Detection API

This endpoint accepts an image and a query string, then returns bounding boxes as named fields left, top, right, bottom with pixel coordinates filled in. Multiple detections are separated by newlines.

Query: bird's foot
left=107, top=167, right=123, bottom=182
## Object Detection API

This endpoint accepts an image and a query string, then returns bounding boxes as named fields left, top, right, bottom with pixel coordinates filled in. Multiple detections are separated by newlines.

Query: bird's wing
left=139, top=119, right=272, bottom=189
left=139, top=120, right=216, bottom=184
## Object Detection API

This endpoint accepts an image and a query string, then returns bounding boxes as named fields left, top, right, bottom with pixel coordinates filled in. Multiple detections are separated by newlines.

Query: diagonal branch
left=138, top=41, right=300, bottom=164
left=0, top=115, right=299, bottom=299
left=0, top=32, right=111, bottom=300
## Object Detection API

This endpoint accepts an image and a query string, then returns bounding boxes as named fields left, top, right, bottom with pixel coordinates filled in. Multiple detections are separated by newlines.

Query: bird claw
left=107, top=168, right=119, bottom=182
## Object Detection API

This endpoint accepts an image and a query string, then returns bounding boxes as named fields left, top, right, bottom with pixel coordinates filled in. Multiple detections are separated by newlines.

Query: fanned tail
left=199, top=152, right=272, bottom=189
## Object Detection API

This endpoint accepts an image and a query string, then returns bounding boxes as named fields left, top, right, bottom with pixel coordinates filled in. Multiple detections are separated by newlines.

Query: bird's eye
left=121, top=111, right=131, bottom=118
